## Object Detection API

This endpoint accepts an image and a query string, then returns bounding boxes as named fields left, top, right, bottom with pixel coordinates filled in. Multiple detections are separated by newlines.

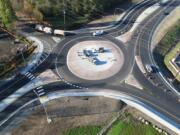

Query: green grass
left=158, top=20, right=180, bottom=56
left=107, top=120, right=163, bottom=135
left=164, top=42, right=180, bottom=81
left=63, top=125, right=101, bottom=135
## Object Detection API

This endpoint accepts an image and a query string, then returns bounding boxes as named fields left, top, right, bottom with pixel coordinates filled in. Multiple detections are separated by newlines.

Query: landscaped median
left=63, top=126, right=102, bottom=135
left=164, top=42, right=180, bottom=82
left=153, top=19, right=180, bottom=85
left=107, top=118, right=163, bottom=135
left=63, top=112, right=164, bottom=135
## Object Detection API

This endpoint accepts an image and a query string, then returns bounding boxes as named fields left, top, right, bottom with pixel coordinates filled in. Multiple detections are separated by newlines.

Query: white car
left=43, top=27, right=53, bottom=34
left=35, top=24, right=43, bottom=31
left=92, top=30, right=104, bottom=36
left=145, top=64, right=153, bottom=73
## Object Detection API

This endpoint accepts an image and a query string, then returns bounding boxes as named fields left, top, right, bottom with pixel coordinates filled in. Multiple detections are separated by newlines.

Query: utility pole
left=20, top=49, right=25, bottom=64
left=63, top=0, right=66, bottom=31
left=33, top=90, right=52, bottom=123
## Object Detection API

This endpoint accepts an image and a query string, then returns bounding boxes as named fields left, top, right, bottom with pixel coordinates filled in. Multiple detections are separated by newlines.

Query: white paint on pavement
left=125, top=73, right=143, bottom=89
left=0, top=78, right=43, bottom=112
left=130, top=3, right=160, bottom=32
left=135, top=55, right=146, bottom=74
left=116, top=3, right=160, bottom=42
left=20, top=37, right=44, bottom=74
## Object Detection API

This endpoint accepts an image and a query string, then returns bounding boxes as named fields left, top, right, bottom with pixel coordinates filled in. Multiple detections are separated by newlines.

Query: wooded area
left=0, top=0, right=16, bottom=29
left=1, top=0, right=129, bottom=29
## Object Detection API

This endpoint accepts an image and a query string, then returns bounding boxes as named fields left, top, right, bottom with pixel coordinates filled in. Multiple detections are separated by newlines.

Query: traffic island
left=55, top=36, right=130, bottom=87
left=66, top=40, right=124, bottom=80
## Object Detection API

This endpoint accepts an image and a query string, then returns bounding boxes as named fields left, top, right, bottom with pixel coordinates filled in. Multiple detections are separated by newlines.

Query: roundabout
left=55, top=35, right=130, bottom=85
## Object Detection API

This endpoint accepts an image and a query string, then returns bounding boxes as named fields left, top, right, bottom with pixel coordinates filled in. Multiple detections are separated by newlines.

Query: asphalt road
left=0, top=0, right=155, bottom=100
left=0, top=0, right=180, bottom=133
left=136, top=0, right=180, bottom=95
left=54, top=35, right=130, bottom=86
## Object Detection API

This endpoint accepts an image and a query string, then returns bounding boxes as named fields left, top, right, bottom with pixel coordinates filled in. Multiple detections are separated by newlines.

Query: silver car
left=92, top=30, right=104, bottom=36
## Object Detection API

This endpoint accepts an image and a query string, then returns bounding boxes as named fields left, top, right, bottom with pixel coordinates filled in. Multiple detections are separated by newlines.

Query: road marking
left=24, top=72, right=30, bottom=76
left=36, top=86, right=43, bottom=90
left=38, top=92, right=45, bottom=96
left=37, top=89, right=44, bottom=93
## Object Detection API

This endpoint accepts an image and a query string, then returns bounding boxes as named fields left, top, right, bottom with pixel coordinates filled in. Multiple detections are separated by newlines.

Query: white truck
left=54, top=29, right=65, bottom=36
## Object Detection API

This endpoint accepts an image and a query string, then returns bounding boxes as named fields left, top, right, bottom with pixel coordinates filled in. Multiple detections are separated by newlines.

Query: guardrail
left=0, top=89, right=179, bottom=135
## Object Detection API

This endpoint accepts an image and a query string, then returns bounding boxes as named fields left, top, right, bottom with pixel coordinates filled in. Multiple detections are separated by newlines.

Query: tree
left=23, top=0, right=43, bottom=21
left=0, top=0, right=17, bottom=29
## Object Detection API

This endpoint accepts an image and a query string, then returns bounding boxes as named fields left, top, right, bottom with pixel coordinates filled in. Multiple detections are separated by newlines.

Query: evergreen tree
left=0, top=0, right=17, bottom=29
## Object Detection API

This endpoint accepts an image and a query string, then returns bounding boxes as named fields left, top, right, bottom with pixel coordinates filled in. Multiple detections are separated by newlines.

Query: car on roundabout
left=92, top=30, right=104, bottom=36
left=145, top=64, right=153, bottom=73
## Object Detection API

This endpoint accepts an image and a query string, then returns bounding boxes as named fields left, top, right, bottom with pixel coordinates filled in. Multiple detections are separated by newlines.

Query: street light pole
left=21, top=50, right=25, bottom=64
left=33, top=90, right=52, bottom=123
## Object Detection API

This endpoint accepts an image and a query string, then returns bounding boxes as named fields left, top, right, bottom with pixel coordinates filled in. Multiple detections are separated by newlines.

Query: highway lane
left=0, top=82, right=76, bottom=130
left=0, top=85, right=179, bottom=133
left=136, top=0, right=180, bottom=95
left=40, top=82, right=180, bottom=124
left=0, top=74, right=30, bottom=101
left=132, top=64, right=180, bottom=120
left=108, top=0, right=157, bottom=36
left=75, top=0, right=157, bottom=36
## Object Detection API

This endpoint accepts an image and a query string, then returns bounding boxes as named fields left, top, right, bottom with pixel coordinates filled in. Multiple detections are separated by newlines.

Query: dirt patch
left=0, top=37, right=24, bottom=62
left=11, top=113, right=116, bottom=135
left=46, top=96, right=123, bottom=117
left=10, top=96, right=123, bottom=135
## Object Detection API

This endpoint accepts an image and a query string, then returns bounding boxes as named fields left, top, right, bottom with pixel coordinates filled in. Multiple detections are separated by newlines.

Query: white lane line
left=0, top=79, right=43, bottom=112
left=24, top=72, right=30, bottom=76
left=36, top=86, right=43, bottom=90
left=38, top=92, right=45, bottom=96
left=37, top=89, right=44, bottom=93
